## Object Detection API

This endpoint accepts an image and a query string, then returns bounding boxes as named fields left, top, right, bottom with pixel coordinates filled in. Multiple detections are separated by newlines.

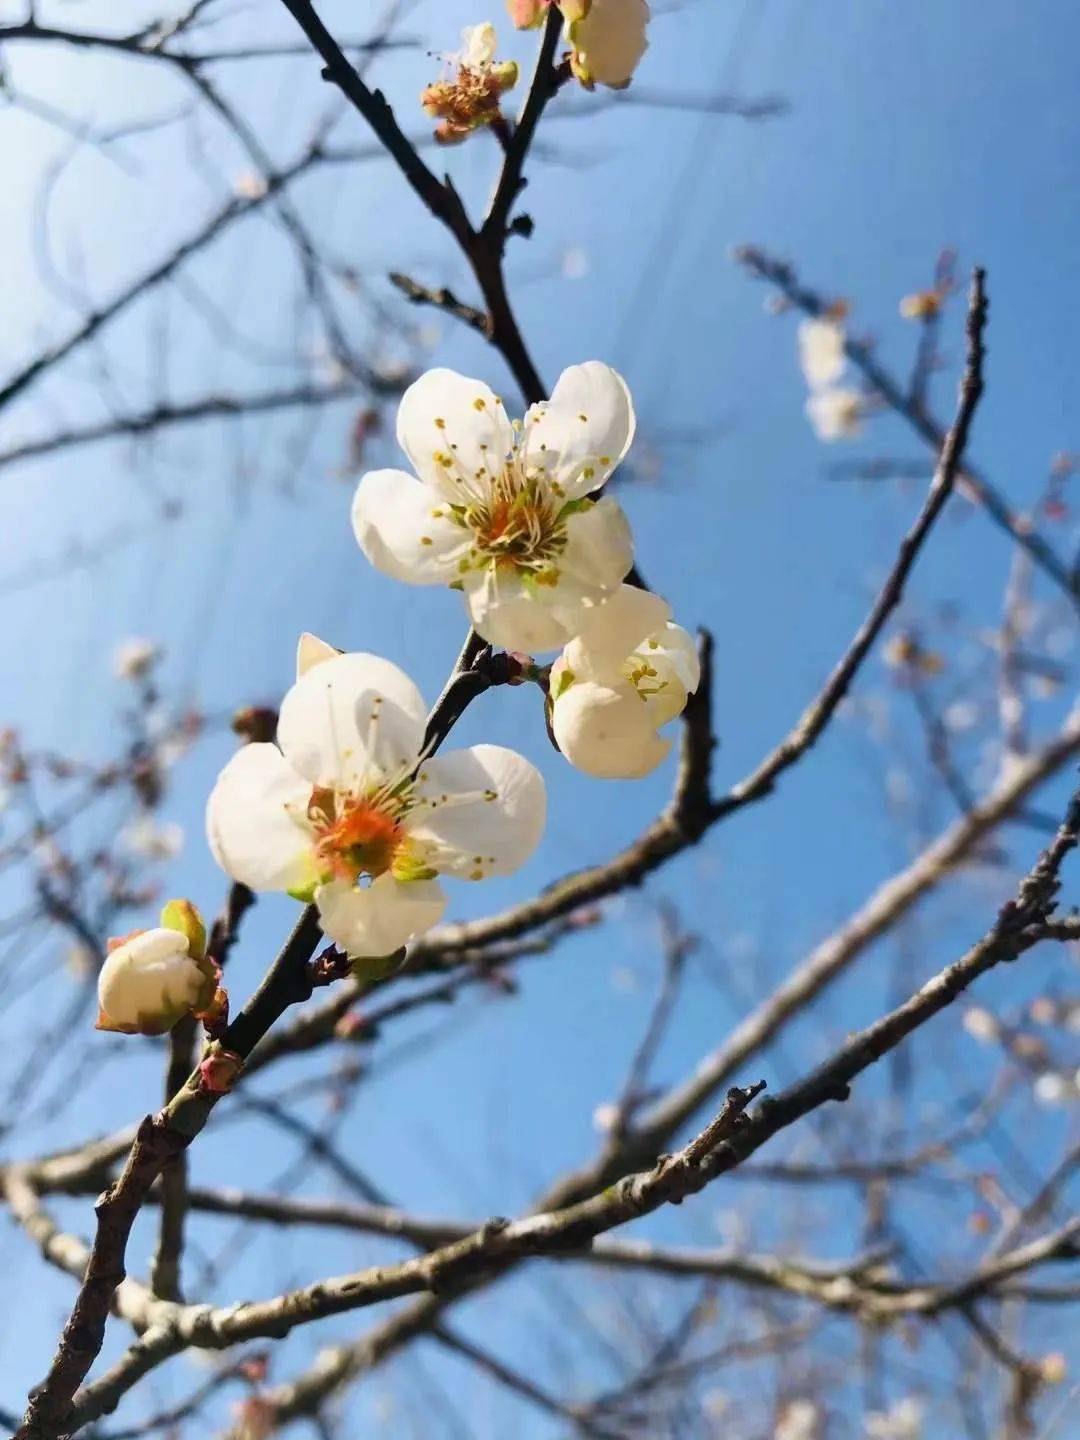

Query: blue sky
left=1, top=2, right=1078, bottom=1435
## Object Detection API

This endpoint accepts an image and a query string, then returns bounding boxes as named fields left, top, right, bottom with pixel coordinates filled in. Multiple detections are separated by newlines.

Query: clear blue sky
left=1, top=2, right=1078, bottom=1434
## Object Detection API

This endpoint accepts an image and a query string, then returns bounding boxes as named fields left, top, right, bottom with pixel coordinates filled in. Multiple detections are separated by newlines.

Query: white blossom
left=122, top=817, right=184, bottom=862
left=798, top=318, right=846, bottom=390
left=806, top=386, right=864, bottom=441
left=592, top=1101, right=619, bottom=1132
left=352, top=363, right=636, bottom=652
left=568, top=0, right=650, bottom=89
left=113, top=637, right=159, bottom=681
left=97, top=928, right=210, bottom=1035
left=775, top=1399, right=820, bottom=1440
left=549, top=584, right=699, bottom=778
left=1034, top=1072, right=1069, bottom=1106
left=962, top=1006, right=1000, bottom=1043
left=866, top=1397, right=923, bottom=1439
left=460, top=21, right=498, bottom=67
left=206, top=647, right=546, bottom=957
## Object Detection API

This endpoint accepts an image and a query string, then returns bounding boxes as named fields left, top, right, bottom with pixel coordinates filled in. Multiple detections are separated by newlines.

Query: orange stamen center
left=311, top=791, right=402, bottom=883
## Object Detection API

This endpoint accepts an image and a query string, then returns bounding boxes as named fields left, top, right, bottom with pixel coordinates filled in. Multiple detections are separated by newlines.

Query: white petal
left=462, top=568, right=586, bottom=652
left=98, top=929, right=203, bottom=1030
left=205, top=744, right=313, bottom=892
left=352, top=469, right=469, bottom=587
left=277, top=652, right=427, bottom=791
left=461, top=21, right=497, bottom=66
left=553, top=678, right=669, bottom=779
left=396, top=368, right=513, bottom=497
left=798, top=318, right=846, bottom=390
left=569, top=0, right=650, bottom=88
left=559, top=497, right=634, bottom=589
left=524, top=361, right=636, bottom=497
left=407, top=744, right=546, bottom=878
left=566, top=584, right=672, bottom=679
left=316, top=875, right=447, bottom=956
left=805, top=387, right=862, bottom=441
left=647, top=621, right=700, bottom=697
left=297, top=632, right=340, bottom=678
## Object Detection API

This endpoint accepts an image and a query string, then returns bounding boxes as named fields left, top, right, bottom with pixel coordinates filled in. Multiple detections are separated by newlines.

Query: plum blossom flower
left=422, top=23, right=519, bottom=144
left=567, top=0, right=650, bottom=90
left=97, top=902, right=216, bottom=1036
left=899, top=290, right=941, bottom=321
left=865, top=1397, right=923, bottom=1439
left=775, top=1400, right=821, bottom=1440
left=113, top=637, right=159, bottom=681
left=352, top=363, right=636, bottom=652
left=549, top=584, right=699, bottom=778
left=805, top=385, right=864, bottom=441
left=797, top=318, right=846, bottom=390
left=206, top=648, right=546, bottom=957
left=122, top=817, right=184, bottom=862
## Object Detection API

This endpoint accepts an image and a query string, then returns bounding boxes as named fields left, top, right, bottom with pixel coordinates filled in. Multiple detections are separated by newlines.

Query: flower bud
left=899, top=290, right=941, bottom=321
left=507, top=0, right=548, bottom=27
left=231, top=705, right=278, bottom=744
left=198, top=1045, right=244, bottom=1094
left=567, top=0, right=649, bottom=90
left=97, top=922, right=216, bottom=1036
left=492, top=60, right=520, bottom=92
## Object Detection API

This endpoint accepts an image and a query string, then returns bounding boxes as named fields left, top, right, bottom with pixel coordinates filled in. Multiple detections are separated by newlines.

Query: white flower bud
left=551, top=584, right=699, bottom=780
left=97, top=928, right=210, bottom=1036
left=112, top=637, right=159, bottom=681
left=568, top=0, right=650, bottom=89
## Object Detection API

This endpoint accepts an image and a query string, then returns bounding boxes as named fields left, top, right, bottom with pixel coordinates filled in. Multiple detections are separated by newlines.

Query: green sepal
left=350, top=947, right=408, bottom=988
left=159, top=899, right=207, bottom=961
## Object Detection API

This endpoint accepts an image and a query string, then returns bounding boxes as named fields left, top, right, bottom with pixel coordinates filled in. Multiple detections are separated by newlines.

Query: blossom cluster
left=797, top=311, right=864, bottom=442
left=92, top=9, right=687, bottom=1036
left=423, top=2, right=652, bottom=144
left=352, top=361, right=699, bottom=777
left=200, top=361, right=699, bottom=975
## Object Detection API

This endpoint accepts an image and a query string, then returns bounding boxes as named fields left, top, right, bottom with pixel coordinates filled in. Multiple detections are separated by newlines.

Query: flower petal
left=569, top=0, right=650, bottom=89
left=407, top=743, right=546, bottom=878
left=553, top=678, right=670, bottom=779
left=297, top=632, right=340, bottom=678
left=798, top=318, right=846, bottom=390
left=315, top=874, right=447, bottom=956
left=559, top=497, right=634, bottom=589
left=524, top=361, right=635, bottom=497
left=277, top=652, right=427, bottom=791
left=396, top=368, right=513, bottom=498
left=206, top=744, right=313, bottom=892
left=352, top=469, right=469, bottom=586
left=647, top=621, right=700, bottom=696
left=566, top=583, right=672, bottom=679
left=462, top=567, right=586, bottom=652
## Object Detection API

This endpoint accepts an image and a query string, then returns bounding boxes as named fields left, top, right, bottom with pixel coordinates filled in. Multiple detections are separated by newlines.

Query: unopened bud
left=1040, top=1352, right=1068, bottom=1385
left=507, top=0, right=548, bottom=27
left=97, top=924, right=216, bottom=1036
left=900, top=290, right=941, bottom=321
left=492, top=60, right=519, bottom=92
left=198, top=1045, right=244, bottom=1094
left=232, top=706, right=278, bottom=745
